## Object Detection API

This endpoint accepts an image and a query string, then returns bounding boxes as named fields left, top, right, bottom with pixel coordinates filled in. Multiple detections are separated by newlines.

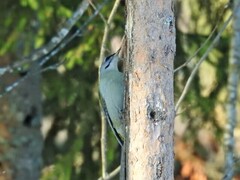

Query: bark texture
left=125, top=0, right=175, bottom=179
left=0, top=63, right=42, bottom=180
left=224, top=1, right=240, bottom=179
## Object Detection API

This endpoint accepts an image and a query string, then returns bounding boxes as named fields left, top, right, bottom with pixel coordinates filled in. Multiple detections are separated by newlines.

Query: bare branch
left=98, top=166, right=121, bottom=180
left=88, top=0, right=107, bottom=24
left=0, top=0, right=109, bottom=77
left=174, top=2, right=231, bottom=73
left=175, top=14, right=233, bottom=112
left=99, top=0, right=122, bottom=62
left=0, top=0, right=89, bottom=76
left=0, top=58, right=65, bottom=98
left=0, top=1, right=108, bottom=98
left=174, top=26, right=217, bottom=73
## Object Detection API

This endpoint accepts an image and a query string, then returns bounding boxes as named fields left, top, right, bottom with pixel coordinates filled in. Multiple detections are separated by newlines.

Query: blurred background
left=0, top=0, right=239, bottom=179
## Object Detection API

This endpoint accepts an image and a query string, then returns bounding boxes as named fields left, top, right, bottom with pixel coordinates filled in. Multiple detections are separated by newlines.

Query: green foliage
left=174, top=0, right=240, bottom=178
left=0, top=0, right=125, bottom=179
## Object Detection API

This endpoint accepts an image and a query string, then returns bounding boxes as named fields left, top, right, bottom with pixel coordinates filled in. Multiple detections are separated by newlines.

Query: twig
left=175, top=14, right=233, bottom=112
left=0, top=0, right=89, bottom=76
left=174, top=26, right=217, bottom=73
left=99, top=0, right=121, bottom=62
left=0, top=58, right=65, bottom=98
left=174, top=1, right=231, bottom=73
left=88, top=0, right=107, bottom=24
left=0, top=0, right=108, bottom=98
left=99, top=0, right=121, bottom=179
left=120, top=143, right=126, bottom=180
left=98, top=166, right=121, bottom=180
left=0, top=0, right=109, bottom=77
left=38, top=0, right=108, bottom=67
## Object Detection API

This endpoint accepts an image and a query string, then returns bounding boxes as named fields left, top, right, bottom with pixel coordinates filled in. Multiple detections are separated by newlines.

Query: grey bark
left=224, top=1, right=240, bottom=179
left=125, top=0, right=175, bottom=179
left=0, top=63, right=43, bottom=180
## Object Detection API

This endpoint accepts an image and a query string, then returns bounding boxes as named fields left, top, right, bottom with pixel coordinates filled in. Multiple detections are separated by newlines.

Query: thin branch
left=0, top=58, right=65, bottom=98
left=0, top=0, right=89, bottom=76
left=175, top=14, right=233, bottom=112
left=99, top=0, right=121, bottom=62
left=174, top=26, right=217, bottom=73
left=0, top=0, right=108, bottom=76
left=98, top=166, right=121, bottom=180
left=88, top=0, right=107, bottom=24
left=174, top=2, right=231, bottom=73
left=99, top=0, right=121, bottom=179
left=0, top=1, right=108, bottom=98
left=0, top=76, right=26, bottom=98
left=119, top=143, right=126, bottom=180
left=99, top=110, right=108, bottom=180
left=38, top=0, right=108, bottom=67
left=41, top=59, right=66, bottom=72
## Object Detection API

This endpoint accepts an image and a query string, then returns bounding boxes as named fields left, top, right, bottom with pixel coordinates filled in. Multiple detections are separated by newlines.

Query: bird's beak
left=116, top=47, right=121, bottom=55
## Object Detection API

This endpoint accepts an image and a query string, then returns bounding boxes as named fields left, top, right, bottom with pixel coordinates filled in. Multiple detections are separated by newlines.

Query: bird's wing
left=99, top=92, right=124, bottom=146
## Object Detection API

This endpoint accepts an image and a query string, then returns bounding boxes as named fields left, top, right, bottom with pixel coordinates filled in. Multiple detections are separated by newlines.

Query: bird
left=99, top=49, right=124, bottom=146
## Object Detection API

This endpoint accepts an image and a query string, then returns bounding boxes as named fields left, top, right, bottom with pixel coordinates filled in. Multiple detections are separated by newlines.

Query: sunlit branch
left=98, top=166, right=121, bottom=180
left=0, top=0, right=89, bottom=77
left=0, top=58, right=65, bottom=98
left=174, top=26, right=217, bottom=73
left=88, top=0, right=107, bottom=24
left=0, top=0, right=108, bottom=77
left=174, top=2, right=231, bottom=73
left=38, top=0, right=108, bottom=67
left=0, top=0, right=108, bottom=98
left=175, top=14, right=233, bottom=112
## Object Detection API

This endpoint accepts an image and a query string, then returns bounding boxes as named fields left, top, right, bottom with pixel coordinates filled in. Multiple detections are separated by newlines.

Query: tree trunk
left=224, top=1, right=240, bottom=179
left=0, top=62, right=43, bottom=180
left=125, top=0, right=175, bottom=179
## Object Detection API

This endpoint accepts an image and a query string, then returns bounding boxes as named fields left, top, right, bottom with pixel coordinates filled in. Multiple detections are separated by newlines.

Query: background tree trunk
left=224, top=1, right=240, bottom=179
left=125, top=0, right=175, bottom=179
left=0, top=63, right=42, bottom=180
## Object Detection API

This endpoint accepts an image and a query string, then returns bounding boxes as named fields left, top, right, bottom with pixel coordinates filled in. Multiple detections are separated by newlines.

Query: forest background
left=0, top=0, right=239, bottom=179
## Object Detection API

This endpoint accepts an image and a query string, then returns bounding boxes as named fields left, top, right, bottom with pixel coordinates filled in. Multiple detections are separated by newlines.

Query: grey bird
left=99, top=49, right=124, bottom=146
